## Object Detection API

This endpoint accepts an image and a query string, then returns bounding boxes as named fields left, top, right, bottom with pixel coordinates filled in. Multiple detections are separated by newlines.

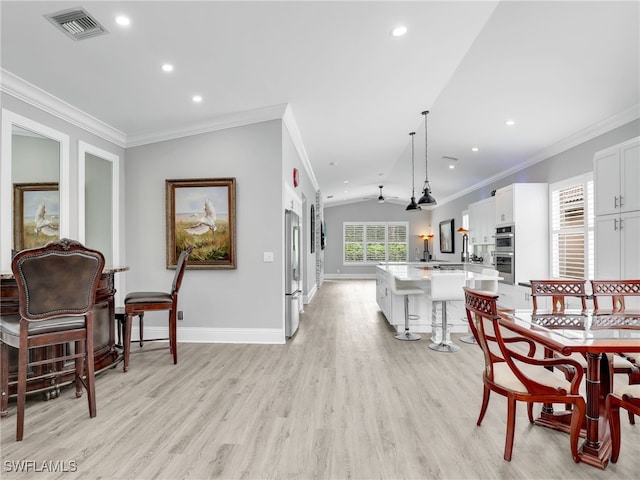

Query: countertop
left=377, top=263, right=499, bottom=282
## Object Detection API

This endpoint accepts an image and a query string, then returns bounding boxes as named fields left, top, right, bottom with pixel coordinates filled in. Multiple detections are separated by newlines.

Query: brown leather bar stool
left=121, top=246, right=193, bottom=372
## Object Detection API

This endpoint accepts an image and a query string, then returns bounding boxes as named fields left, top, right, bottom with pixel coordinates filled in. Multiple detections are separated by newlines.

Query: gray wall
left=125, top=120, right=285, bottom=331
left=324, top=201, right=432, bottom=276
left=324, top=119, right=640, bottom=274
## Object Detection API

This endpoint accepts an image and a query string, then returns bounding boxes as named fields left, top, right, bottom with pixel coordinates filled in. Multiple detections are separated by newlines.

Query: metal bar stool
left=460, top=268, right=499, bottom=344
left=390, top=277, right=423, bottom=341
left=429, top=272, right=466, bottom=352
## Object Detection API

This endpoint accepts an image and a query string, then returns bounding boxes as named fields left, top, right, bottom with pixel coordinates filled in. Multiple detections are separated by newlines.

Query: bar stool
left=429, top=272, right=466, bottom=352
left=390, top=277, right=423, bottom=341
left=460, top=268, right=499, bottom=344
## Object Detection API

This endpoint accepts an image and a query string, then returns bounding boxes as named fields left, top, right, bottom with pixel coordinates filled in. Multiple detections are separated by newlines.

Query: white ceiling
left=2, top=1, right=639, bottom=207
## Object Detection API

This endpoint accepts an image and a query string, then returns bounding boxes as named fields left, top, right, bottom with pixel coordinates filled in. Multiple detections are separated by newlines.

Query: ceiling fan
left=365, top=185, right=397, bottom=203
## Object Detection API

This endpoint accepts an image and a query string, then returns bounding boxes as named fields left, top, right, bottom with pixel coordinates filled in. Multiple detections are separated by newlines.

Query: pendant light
left=418, top=110, right=437, bottom=206
left=405, top=131, right=421, bottom=211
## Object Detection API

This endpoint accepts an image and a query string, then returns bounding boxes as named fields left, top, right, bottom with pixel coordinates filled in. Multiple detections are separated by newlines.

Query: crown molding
left=435, top=103, right=640, bottom=207
left=0, top=69, right=127, bottom=147
left=283, top=105, right=320, bottom=191
left=126, top=103, right=289, bottom=147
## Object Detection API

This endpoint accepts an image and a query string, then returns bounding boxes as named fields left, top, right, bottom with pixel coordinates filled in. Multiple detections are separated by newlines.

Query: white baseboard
left=129, top=326, right=286, bottom=345
left=304, top=284, right=317, bottom=304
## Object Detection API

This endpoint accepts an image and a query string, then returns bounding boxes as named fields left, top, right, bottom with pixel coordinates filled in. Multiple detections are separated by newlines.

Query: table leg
left=578, top=352, right=612, bottom=469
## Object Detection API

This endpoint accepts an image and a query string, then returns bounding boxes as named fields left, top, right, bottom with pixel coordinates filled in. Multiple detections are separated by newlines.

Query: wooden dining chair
left=463, top=287, right=586, bottom=462
left=122, top=246, right=193, bottom=372
left=606, top=384, right=640, bottom=463
left=529, top=279, right=588, bottom=312
left=0, top=239, right=104, bottom=441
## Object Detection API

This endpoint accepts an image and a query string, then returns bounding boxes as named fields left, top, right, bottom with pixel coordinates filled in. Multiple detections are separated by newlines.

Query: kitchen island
left=376, top=262, right=498, bottom=339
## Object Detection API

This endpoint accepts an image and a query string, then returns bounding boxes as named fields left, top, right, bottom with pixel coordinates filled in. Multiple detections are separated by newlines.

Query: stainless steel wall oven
left=495, top=225, right=515, bottom=284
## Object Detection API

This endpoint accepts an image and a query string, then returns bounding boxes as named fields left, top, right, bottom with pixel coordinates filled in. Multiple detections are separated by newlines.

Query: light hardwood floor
left=1, top=279, right=638, bottom=479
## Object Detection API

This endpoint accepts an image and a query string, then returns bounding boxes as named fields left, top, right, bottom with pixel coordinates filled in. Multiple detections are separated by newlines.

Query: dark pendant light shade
left=417, top=110, right=437, bottom=206
left=405, top=131, right=422, bottom=211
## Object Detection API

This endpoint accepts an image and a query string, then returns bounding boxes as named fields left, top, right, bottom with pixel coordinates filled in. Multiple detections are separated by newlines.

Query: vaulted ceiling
left=2, top=1, right=638, bottom=207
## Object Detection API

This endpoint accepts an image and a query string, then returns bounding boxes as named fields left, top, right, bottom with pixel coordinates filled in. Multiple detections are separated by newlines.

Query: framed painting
left=13, top=182, right=60, bottom=251
left=166, top=178, right=237, bottom=269
left=439, top=218, right=455, bottom=253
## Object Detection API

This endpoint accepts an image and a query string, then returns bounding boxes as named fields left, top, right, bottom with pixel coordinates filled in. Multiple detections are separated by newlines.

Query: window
left=550, top=173, right=594, bottom=280
left=343, top=222, right=408, bottom=264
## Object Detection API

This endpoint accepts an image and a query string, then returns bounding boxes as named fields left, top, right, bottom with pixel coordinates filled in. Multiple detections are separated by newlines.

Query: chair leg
left=139, top=313, right=144, bottom=347
left=16, top=338, right=28, bottom=441
left=477, top=384, right=490, bottom=426
left=1, top=342, right=9, bottom=417
left=85, top=330, right=96, bottom=418
left=569, top=399, right=585, bottom=463
left=504, top=396, right=517, bottom=462
left=628, top=411, right=635, bottom=425
left=169, top=309, right=177, bottom=364
left=526, top=402, right=534, bottom=424
left=123, top=313, right=132, bottom=372
left=74, top=340, right=84, bottom=398
left=607, top=395, right=621, bottom=463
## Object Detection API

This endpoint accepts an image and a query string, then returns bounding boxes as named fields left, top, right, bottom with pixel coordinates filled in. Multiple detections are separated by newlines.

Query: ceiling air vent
left=45, top=8, right=108, bottom=41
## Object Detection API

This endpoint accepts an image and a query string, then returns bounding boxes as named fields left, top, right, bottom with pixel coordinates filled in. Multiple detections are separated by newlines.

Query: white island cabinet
left=375, top=263, right=498, bottom=338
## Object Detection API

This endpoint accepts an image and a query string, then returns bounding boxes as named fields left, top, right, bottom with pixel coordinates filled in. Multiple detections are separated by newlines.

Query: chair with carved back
left=606, top=384, right=640, bottom=463
left=122, top=246, right=193, bottom=372
left=463, top=287, right=586, bottom=462
left=0, top=239, right=104, bottom=441
left=530, top=279, right=588, bottom=313
left=530, top=279, right=637, bottom=415
left=591, top=279, right=640, bottom=424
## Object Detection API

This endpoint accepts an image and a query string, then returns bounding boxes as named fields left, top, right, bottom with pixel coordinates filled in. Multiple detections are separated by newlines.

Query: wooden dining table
left=497, top=309, right=640, bottom=469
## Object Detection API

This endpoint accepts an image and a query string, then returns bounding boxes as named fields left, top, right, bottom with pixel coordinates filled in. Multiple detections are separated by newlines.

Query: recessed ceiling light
left=161, top=63, right=174, bottom=73
left=471, top=147, right=479, bottom=152
left=391, top=25, right=407, bottom=37
left=192, top=95, right=203, bottom=103
left=449, top=165, right=455, bottom=169
left=343, top=180, right=349, bottom=184
left=115, top=15, right=130, bottom=26
left=505, top=119, right=515, bottom=126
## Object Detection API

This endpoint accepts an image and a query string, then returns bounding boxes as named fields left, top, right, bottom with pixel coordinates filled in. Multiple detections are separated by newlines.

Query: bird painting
left=185, top=198, right=217, bottom=235
left=34, top=201, right=58, bottom=237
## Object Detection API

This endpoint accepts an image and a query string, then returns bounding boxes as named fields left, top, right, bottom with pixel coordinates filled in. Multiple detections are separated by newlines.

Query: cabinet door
left=621, top=140, right=640, bottom=213
left=621, top=211, right=640, bottom=278
left=595, top=215, right=621, bottom=279
left=594, top=148, right=621, bottom=216
left=468, top=202, right=480, bottom=244
left=495, top=187, right=513, bottom=226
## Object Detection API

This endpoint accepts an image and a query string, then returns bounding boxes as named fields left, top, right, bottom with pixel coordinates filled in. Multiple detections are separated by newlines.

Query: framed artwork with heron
left=13, top=182, right=59, bottom=251
left=166, top=178, right=237, bottom=269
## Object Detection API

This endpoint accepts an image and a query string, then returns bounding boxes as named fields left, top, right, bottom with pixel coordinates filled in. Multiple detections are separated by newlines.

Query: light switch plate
left=263, top=252, right=274, bottom=262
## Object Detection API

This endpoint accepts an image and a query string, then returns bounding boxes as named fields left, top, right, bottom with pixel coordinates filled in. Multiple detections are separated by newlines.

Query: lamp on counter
left=417, top=110, right=437, bottom=207
left=405, top=132, right=421, bottom=211
left=457, top=227, right=469, bottom=262
left=420, top=234, right=434, bottom=261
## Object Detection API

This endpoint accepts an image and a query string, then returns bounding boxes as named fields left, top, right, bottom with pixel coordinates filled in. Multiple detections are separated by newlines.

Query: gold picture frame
left=13, top=182, right=60, bottom=251
left=166, top=178, right=237, bottom=269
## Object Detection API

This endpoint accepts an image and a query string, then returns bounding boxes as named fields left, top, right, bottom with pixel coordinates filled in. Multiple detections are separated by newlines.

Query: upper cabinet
left=495, top=185, right=514, bottom=225
left=594, top=137, right=640, bottom=216
left=594, top=137, right=640, bottom=280
left=468, top=197, right=495, bottom=245
left=495, top=183, right=548, bottom=227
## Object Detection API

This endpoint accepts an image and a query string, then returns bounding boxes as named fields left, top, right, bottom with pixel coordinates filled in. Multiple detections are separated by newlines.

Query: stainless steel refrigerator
left=285, top=210, right=301, bottom=337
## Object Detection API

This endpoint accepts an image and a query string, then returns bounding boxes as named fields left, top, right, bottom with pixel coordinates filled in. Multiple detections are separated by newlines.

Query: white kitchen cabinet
left=495, top=183, right=548, bottom=227
left=469, top=197, right=495, bottom=245
left=495, top=185, right=514, bottom=225
left=594, top=137, right=640, bottom=217
left=594, top=137, right=640, bottom=280
left=497, top=282, right=533, bottom=310
left=595, top=210, right=640, bottom=279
